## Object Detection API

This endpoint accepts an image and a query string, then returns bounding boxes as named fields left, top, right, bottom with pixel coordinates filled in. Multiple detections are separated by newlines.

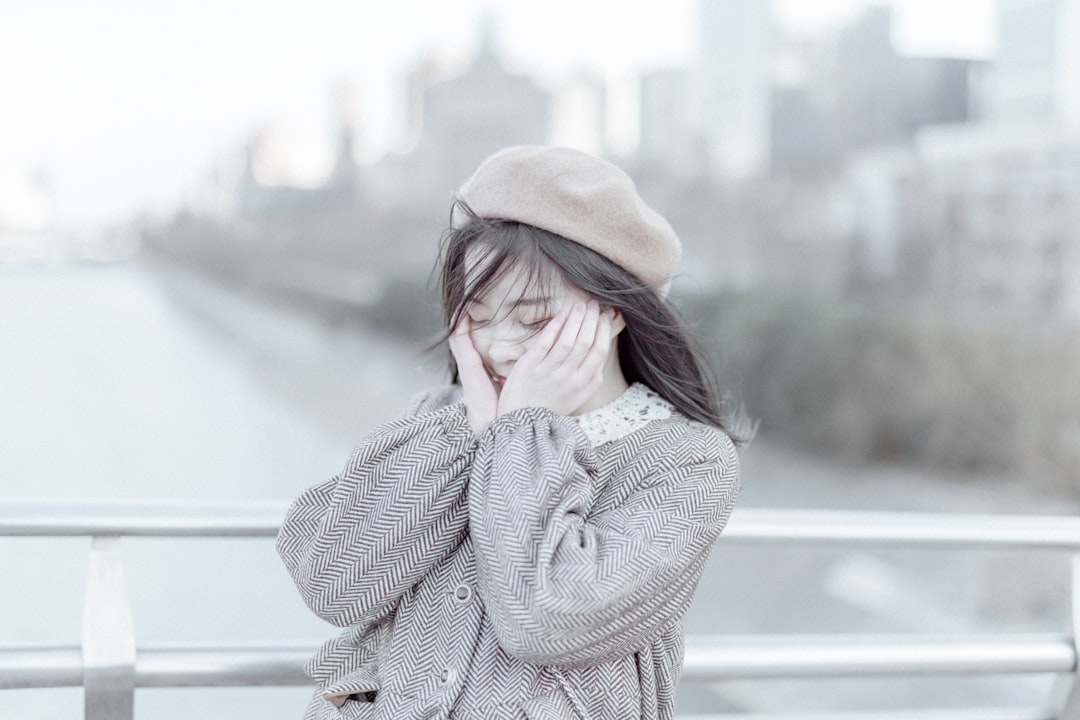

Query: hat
left=455, top=146, right=681, bottom=294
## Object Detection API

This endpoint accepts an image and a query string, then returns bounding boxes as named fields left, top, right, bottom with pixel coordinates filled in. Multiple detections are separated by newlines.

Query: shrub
left=680, top=287, right=1080, bottom=497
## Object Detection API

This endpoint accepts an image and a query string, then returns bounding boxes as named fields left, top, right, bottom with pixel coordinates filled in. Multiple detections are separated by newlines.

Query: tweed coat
left=277, top=383, right=740, bottom=720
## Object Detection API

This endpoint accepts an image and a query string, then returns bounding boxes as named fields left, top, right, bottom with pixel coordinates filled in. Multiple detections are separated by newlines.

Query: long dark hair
left=432, top=199, right=754, bottom=446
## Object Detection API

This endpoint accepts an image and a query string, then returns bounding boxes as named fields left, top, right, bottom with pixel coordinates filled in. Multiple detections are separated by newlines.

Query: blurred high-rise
left=770, top=5, right=977, bottom=175
left=991, top=0, right=1080, bottom=128
left=891, top=0, right=1080, bottom=321
left=409, top=17, right=551, bottom=201
left=692, top=0, right=773, bottom=180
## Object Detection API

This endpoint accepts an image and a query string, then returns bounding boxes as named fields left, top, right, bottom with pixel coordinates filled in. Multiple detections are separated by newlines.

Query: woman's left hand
left=448, top=315, right=500, bottom=436
left=497, top=300, right=612, bottom=418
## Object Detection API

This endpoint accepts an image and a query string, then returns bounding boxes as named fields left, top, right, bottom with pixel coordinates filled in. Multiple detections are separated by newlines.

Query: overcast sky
left=0, top=0, right=995, bottom=228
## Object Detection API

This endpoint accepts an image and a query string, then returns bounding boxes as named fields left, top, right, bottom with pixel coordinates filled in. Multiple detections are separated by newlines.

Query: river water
left=1, top=259, right=1072, bottom=718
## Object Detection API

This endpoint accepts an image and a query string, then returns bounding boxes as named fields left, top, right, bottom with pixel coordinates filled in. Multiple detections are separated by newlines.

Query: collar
left=572, top=382, right=674, bottom=447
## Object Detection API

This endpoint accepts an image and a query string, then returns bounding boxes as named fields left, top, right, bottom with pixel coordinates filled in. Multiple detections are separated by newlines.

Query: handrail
left=1, top=500, right=1077, bottom=719
left=0, top=645, right=83, bottom=688
left=0, top=643, right=310, bottom=690
left=0, top=500, right=286, bottom=537
left=680, top=712, right=1055, bottom=720
left=725, top=508, right=1080, bottom=550
left=3, top=500, right=1080, bottom=549
left=2, top=634, right=1075, bottom=689
left=682, top=634, right=1077, bottom=679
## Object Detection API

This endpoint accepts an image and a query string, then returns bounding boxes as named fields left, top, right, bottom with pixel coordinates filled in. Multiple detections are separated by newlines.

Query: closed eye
left=522, top=318, right=551, bottom=330
left=467, top=314, right=493, bottom=328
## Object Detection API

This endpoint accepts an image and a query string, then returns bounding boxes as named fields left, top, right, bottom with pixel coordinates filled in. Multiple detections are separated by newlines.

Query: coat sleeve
left=276, top=399, right=476, bottom=628
left=468, top=407, right=739, bottom=668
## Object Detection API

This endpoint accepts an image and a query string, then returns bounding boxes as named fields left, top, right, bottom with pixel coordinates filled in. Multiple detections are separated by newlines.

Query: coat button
left=439, top=667, right=455, bottom=685
left=453, top=584, right=472, bottom=603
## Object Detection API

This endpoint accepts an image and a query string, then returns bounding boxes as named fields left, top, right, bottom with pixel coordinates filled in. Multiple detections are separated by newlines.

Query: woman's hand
left=448, top=315, right=499, bottom=437
left=497, top=300, right=612, bottom=418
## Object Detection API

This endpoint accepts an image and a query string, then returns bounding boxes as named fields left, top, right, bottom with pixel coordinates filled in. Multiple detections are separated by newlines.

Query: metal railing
left=1, top=500, right=1077, bottom=719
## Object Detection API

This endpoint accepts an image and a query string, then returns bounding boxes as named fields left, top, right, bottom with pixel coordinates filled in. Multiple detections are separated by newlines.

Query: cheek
left=518, top=331, right=549, bottom=355
left=468, top=326, right=492, bottom=353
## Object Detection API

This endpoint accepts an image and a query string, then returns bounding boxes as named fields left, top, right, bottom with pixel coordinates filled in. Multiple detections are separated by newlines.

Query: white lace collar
left=572, top=383, right=674, bottom=446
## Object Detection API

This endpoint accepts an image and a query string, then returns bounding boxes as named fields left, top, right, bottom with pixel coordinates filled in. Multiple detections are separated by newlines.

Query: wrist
left=466, top=408, right=494, bottom=437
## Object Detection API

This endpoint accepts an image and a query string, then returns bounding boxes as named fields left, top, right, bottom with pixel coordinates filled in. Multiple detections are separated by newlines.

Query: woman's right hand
left=448, top=315, right=499, bottom=437
left=497, top=301, right=612, bottom=418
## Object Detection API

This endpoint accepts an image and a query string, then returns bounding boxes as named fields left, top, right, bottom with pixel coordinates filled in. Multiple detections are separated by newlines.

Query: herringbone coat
left=277, top=383, right=740, bottom=720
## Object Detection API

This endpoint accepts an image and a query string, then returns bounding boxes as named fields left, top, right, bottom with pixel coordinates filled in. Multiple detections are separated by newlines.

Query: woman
left=277, top=145, right=750, bottom=719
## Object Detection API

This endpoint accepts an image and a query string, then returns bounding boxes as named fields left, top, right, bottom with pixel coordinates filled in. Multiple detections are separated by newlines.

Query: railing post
left=1050, top=551, right=1080, bottom=719
left=82, top=535, right=135, bottom=720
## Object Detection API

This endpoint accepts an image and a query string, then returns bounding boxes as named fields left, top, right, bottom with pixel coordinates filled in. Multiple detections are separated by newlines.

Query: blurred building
left=549, top=70, right=607, bottom=158
left=991, top=0, right=1080, bottom=129
left=902, top=125, right=1080, bottom=319
left=235, top=124, right=351, bottom=218
left=693, top=0, right=772, bottom=180
left=631, top=3, right=986, bottom=296
left=409, top=19, right=551, bottom=199
left=772, top=6, right=978, bottom=175
left=843, top=147, right=914, bottom=288
left=638, top=68, right=701, bottom=180
left=847, top=0, right=1080, bottom=322
left=325, top=81, right=361, bottom=197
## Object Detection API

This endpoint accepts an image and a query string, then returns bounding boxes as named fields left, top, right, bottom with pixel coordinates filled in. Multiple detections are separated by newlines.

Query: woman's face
left=462, top=247, right=592, bottom=387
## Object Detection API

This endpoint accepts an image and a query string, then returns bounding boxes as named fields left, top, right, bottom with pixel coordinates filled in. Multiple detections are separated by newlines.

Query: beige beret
left=455, top=145, right=681, bottom=294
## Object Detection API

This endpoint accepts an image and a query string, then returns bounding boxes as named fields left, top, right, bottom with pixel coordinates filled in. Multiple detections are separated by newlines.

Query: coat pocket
left=334, top=698, right=376, bottom=720
left=520, top=672, right=591, bottom=720
left=321, top=666, right=380, bottom=719
left=309, top=692, right=376, bottom=720
left=520, top=690, right=577, bottom=720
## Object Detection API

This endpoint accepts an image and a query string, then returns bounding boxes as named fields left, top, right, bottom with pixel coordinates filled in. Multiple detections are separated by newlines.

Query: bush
left=680, top=287, right=1080, bottom=497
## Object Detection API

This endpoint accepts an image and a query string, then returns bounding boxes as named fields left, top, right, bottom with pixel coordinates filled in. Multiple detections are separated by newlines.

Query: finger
left=570, top=301, right=600, bottom=363
left=543, top=302, right=587, bottom=366
left=593, top=308, right=613, bottom=353
left=448, top=315, right=470, bottom=359
left=452, top=314, right=469, bottom=338
left=577, top=309, right=612, bottom=380
left=449, top=317, right=485, bottom=379
left=518, top=309, right=567, bottom=368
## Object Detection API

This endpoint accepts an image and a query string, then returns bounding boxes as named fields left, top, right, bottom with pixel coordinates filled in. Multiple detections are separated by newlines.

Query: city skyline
left=0, top=0, right=995, bottom=227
